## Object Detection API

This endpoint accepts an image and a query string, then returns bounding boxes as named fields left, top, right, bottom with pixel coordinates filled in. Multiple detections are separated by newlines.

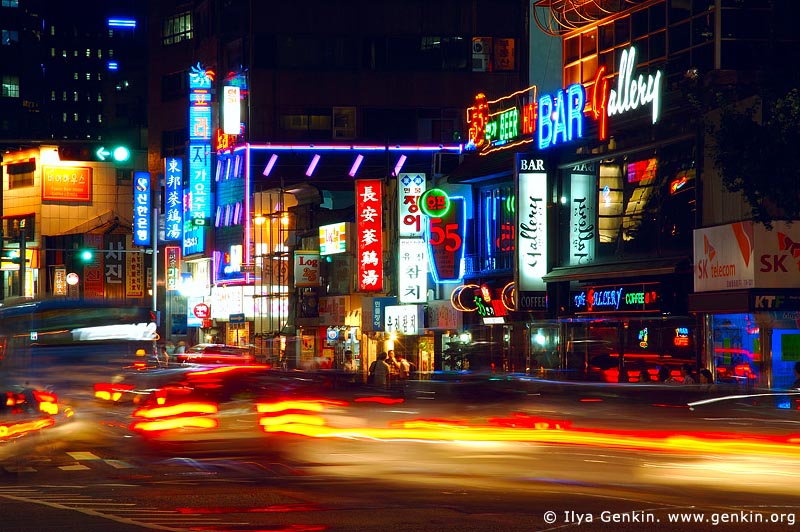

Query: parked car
left=175, top=344, right=255, bottom=365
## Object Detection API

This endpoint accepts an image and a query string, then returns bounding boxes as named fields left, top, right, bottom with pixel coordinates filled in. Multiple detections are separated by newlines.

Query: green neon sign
left=419, top=188, right=451, bottom=218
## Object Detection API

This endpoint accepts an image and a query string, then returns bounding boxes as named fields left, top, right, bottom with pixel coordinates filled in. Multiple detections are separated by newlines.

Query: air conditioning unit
left=471, top=37, right=492, bottom=72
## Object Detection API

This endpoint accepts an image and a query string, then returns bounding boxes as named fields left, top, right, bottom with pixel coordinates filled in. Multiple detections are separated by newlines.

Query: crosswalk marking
left=66, top=451, right=101, bottom=461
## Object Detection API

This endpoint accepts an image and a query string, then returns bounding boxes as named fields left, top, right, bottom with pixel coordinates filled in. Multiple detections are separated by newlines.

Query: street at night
left=3, top=376, right=800, bottom=531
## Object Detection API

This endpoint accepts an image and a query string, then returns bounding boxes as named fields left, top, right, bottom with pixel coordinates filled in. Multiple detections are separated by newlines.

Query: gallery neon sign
left=467, top=45, right=663, bottom=151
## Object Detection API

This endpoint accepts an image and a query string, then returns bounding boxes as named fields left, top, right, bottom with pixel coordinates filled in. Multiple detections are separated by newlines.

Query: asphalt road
left=2, top=379, right=800, bottom=531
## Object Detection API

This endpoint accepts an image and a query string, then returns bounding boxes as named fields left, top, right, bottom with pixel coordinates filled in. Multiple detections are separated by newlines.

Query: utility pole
left=18, top=219, right=26, bottom=298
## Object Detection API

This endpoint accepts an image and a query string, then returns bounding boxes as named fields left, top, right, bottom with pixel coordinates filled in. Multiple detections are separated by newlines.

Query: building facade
left=147, top=0, right=530, bottom=370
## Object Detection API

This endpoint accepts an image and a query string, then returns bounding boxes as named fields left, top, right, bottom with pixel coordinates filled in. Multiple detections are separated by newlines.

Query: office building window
left=1, top=0, right=19, bottom=7
left=2, top=29, right=18, bottom=45
left=50, top=90, right=55, bottom=101
left=1, top=75, right=19, bottom=98
left=6, top=161, right=34, bottom=189
left=162, top=12, right=192, bottom=46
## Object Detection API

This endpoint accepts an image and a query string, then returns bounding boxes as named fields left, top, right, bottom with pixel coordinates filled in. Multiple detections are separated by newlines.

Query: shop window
left=772, top=329, right=800, bottom=391
left=563, top=318, right=697, bottom=383
left=475, top=185, right=515, bottom=274
left=711, top=314, right=760, bottom=388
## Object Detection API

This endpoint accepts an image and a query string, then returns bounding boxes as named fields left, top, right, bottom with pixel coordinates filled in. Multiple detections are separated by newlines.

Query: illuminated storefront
left=689, top=221, right=800, bottom=389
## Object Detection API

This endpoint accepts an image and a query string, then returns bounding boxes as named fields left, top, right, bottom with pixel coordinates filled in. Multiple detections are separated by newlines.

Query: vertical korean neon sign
left=184, top=63, right=214, bottom=256
left=356, top=179, right=383, bottom=292
left=164, top=157, right=183, bottom=241
left=133, top=171, right=151, bottom=246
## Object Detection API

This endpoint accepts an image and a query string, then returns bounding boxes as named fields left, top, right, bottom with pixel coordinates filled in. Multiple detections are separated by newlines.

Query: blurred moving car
left=175, top=344, right=255, bottom=365
left=1, top=385, right=72, bottom=441
left=128, top=365, right=407, bottom=454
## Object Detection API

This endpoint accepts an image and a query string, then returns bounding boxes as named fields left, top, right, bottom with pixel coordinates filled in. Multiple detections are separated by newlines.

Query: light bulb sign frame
left=466, top=45, right=663, bottom=154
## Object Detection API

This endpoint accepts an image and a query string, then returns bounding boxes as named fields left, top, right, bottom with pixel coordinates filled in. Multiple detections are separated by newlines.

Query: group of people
left=631, top=363, right=717, bottom=391
left=367, top=350, right=415, bottom=388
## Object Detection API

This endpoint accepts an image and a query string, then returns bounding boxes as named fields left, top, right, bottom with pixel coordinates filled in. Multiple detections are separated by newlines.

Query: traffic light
left=79, top=249, right=94, bottom=263
left=1, top=249, right=22, bottom=264
left=96, top=145, right=131, bottom=163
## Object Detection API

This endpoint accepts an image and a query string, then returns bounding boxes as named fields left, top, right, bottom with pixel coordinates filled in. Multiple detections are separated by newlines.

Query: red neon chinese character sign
left=356, top=179, right=383, bottom=292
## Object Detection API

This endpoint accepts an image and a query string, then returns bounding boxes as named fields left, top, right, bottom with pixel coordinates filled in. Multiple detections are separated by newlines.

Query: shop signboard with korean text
left=133, top=171, right=151, bottom=246
left=385, top=304, right=423, bottom=335
left=398, top=173, right=426, bottom=237
left=356, top=179, right=383, bottom=292
left=398, top=238, right=427, bottom=303
left=42, top=166, right=92, bottom=202
left=164, top=157, right=183, bottom=241
left=184, top=63, right=214, bottom=256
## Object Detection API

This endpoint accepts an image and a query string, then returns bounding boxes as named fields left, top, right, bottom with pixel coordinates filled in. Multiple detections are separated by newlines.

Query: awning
left=543, top=257, right=691, bottom=283
left=687, top=291, right=750, bottom=314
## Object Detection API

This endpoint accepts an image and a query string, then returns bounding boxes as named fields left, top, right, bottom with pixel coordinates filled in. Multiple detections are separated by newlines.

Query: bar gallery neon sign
left=467, top=45, right=662, bottom=153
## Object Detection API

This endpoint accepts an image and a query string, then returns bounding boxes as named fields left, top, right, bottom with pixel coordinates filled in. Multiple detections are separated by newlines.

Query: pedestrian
left=386, top=349, right=401, bottom=381
left=371, top=352, right=390, bottom=388
left=658, top=365, right=677, bottom=383
left=396, top=353, right=414, bottom=379
left=680, top=363, right=696, bottom=384
left=791, top=361, right=800, bottom=389
left=343, top=350, right=356, bottom=372
left=174, top=341, right=186, bottom=355
left=699, top=368, right=718, bottom=394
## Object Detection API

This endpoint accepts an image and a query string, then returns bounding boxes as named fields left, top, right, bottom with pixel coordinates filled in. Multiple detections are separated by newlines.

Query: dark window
left=161, top=128, right=187, bottom=159
left=162, top=71, right=188, bottom=101
left=6, top=160, right=35, bottom=189
left=362, top=109, right=417, bottom=142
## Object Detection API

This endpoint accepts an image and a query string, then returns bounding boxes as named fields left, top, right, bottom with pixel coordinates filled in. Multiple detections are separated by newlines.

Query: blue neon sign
left=537, top=83, right=585, bottom=150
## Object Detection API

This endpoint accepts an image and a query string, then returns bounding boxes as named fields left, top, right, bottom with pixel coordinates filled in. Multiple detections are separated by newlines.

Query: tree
left=709, top=88, right=800, bottom=228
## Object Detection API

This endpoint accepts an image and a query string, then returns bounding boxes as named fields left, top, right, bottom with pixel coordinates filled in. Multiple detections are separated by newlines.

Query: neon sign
left=466, top=85, right=538, bottom=155
left=606, top=46, right=662, bottom=125
left=427, top=196, right=466, bottom=283
left=468, top=45, right=663, bottom=150
left=571, top=283, right=661, bottom=314
left=537, top=84, right=585, bottom=149
left=184, top=63, right=215, bottom=256
left=419, top=188, right=451, bottom=218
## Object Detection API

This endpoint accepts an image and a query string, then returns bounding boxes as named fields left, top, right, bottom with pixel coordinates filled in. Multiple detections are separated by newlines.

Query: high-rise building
left=0, top=0, right=147, bottom=148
